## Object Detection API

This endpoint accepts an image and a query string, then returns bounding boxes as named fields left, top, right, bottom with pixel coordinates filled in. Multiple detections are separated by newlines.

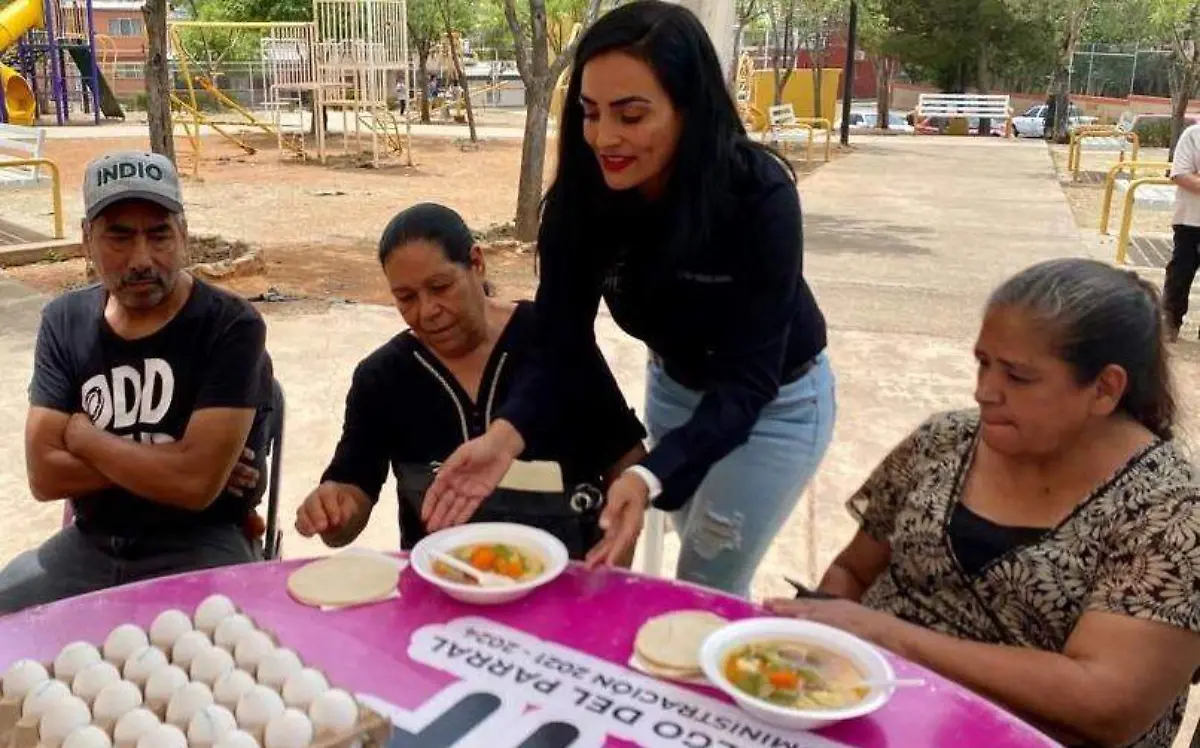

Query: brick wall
left=93, top=7, right=146, bottom=97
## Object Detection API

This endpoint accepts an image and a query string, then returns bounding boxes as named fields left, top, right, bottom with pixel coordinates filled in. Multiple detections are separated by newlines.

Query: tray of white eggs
left=0, top=596, right=390, bottom=748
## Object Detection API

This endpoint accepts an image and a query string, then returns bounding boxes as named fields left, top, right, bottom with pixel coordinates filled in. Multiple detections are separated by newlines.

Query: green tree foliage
left=878, top=0, right=1051, bottom=92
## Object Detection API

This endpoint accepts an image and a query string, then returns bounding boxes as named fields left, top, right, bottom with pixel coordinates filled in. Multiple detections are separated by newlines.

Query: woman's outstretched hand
left=423, top=421, right=525, bottom=531
left=585, top=472, right=650, bottom=569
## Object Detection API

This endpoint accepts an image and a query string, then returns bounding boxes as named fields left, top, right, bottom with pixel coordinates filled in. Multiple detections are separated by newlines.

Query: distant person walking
left=1161, top=123, right=1200, bottom=341
left=394, top=78, right=407, bottom=115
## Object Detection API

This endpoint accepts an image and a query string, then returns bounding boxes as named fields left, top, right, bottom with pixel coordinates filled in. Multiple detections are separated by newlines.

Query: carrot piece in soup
left=470, top=546, right=497, bottom=571
left=768, top=670, right=799, bottom=690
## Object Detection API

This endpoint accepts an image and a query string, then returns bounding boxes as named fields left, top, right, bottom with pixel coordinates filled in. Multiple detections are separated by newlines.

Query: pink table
left=0, top=559, right=1057, bottom=748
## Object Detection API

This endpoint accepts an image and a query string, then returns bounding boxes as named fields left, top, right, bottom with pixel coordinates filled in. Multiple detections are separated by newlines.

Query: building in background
left=62, top=0, right=146, bottom=97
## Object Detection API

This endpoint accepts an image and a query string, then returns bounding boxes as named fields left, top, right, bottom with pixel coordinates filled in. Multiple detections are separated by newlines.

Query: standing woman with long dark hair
left=423, top=0, right=835, bottom=595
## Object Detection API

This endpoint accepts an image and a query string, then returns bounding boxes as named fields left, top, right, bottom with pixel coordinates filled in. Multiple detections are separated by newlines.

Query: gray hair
left=987, top=258, right=1175, bottom=439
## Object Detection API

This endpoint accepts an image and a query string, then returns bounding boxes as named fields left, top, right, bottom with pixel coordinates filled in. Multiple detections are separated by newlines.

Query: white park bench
left=914, top=93, right=1012, bottom=137
left=0, top=123, right=48, bottom=187
left=1099, top=160, right=1175, bottom=264
left=1068, top=111, right=1139, bottom=180
left=766, top=104, right=832, bottom=162
left=0, top=122, right=65, bottom=241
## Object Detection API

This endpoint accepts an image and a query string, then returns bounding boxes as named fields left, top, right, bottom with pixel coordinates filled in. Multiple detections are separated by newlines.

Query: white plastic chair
left=638, top=481, right=820, bottom=581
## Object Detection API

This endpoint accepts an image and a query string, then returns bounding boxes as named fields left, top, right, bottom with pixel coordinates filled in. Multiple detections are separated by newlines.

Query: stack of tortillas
left=633, top=610, right=728, bottom=680
left=287, top=551, right=401, bottom=609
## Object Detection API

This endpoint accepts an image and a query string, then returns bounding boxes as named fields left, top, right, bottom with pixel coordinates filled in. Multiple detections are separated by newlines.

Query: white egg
left=54, top=642, right=102, bottom=683
left=122, top=646, right=168, bottom=688
left=232, top=632, right=274, bottom=672
left=213, top=730, right=259, bottom=748
left=186, top=704, right=238, bottom=747
left=235, top=686, right=285, bottom=734
left=2, top=659, right=49, bottom=700
left=280, top=670, right=327, bottom=711
left=212, top=615, right=255, bottom=652
left=135, top=724, right=187, bottom=748
left=103, top=625, right=150, bottom=668
left=71, top=661, right=120, bottom=706
left=263, top=709, right=312, bottom=748
left=148, top=611, right=193, bottom=652
left=170, top=630, right=212, bottom=669
left=194, top=596, right=238, bottom=636
left=190, top=647, right=235, bottom=687
left=93, top=680, right=144, bottom=731
left=213, top=670, right=256, bottom=711
left=143, top=665, right=189, bottom=710
left=39, top=694, right=91, bottom=748
left=165, top=682, right=214, bottom=728
left=63, top=725, right=112, bottom=748
left=306, top=689, right=357, bottom=738
left=22, top=678, right=72, bottom=720
left=254, top=650, right=301, bottom=691
left=113, top=708, right=160, bottom=748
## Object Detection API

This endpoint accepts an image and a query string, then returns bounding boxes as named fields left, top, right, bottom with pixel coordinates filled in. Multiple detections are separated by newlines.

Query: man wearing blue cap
left=0, top=152, right=273, bottom=612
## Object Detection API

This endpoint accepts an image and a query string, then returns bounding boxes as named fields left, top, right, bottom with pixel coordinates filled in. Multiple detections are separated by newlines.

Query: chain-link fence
left=1070, top=43, right=1174, bottom=99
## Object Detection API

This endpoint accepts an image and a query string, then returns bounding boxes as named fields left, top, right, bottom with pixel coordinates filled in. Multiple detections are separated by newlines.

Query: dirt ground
left=1049, top=144, right=1174, bottom=235
left=4, top=132, right=837, bottom=310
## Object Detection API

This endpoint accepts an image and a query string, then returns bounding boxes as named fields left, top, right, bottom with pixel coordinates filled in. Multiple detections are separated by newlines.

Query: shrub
left=1134, top=114, right=1200, bottom=148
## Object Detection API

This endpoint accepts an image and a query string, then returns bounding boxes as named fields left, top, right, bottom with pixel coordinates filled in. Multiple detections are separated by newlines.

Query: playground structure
left=0, top=0, right=125, bottom=125
left=168, top=0, right=412, bottom=174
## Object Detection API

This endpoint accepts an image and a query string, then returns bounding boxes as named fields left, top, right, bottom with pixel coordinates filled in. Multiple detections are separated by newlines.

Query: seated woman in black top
left=294, top=204, right=647, bottom=560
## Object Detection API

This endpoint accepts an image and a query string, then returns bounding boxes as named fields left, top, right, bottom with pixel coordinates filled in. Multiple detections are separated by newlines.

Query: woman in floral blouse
left=770, top=259, right=1200, bottom=747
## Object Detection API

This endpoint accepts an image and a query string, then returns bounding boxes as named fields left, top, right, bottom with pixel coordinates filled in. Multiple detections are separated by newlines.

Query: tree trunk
left=875, top=58, right=893, bottom=131
left=443, top=31, right=477, bottom=141
left=976, top=43, right=991, bottom=137
left=142, top=0, right=174, bottom=163
left=1045, top=3, right=1089, bottom=142
left=729, top=23, right=743, bottom=89
left=1044, top=73, right=1070, bottom=142
left=1169, top=67, right=1196, bottom=160
left=417, top=53, right=432, bottom=124
left=812, top=41, right=824, bottom=120
left=515, top=84, right=550, bottom=241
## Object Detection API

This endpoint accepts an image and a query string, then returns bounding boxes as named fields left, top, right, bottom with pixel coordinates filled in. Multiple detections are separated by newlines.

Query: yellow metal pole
left=1100, top=163, right=1122, bottom=235
left=1117, top=186, right=1137, bottom=265
left=5, top=159, right=64, bottom=239
left=1101, top=160, right=1173, bottom=234
left=1116, top=177, right=1174, bottom=265
left=196, top=77, right=278, bottom=137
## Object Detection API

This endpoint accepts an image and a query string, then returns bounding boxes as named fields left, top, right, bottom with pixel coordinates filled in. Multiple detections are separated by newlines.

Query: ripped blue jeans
left=645, top=353, right=836, bottom=597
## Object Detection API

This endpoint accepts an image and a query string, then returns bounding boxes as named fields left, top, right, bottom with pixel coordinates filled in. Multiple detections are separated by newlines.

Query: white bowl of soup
left=410, top=523, right=570, bottom=605
left=699, top=618, right=896, bottom=731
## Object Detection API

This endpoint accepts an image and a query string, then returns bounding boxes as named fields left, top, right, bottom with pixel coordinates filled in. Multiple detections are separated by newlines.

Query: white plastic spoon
left=855, top=678, right=927, bottom=690
left=430, top=549, right=517, bottom=588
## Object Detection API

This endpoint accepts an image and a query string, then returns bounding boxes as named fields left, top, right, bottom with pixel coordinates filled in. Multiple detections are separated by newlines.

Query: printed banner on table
left=396, top=616, right=851, bottom=748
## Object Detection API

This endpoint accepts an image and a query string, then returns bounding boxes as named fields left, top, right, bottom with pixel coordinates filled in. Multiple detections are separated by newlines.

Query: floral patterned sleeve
left=1087, top=483, right=1200, bottom=632
left=846, top=415, right=948, bottom=543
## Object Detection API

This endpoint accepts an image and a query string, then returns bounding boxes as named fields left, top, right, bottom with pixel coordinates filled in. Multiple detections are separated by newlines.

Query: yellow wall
left=748, top=69, right=842, bottom=130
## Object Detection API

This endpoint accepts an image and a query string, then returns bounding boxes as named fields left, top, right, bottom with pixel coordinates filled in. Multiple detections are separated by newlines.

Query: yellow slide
left=0, top=0, right=43, bottom=125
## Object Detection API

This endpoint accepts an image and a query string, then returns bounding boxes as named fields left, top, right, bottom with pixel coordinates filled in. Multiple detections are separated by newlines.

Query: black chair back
left=263, top=379, right=286, bottom=560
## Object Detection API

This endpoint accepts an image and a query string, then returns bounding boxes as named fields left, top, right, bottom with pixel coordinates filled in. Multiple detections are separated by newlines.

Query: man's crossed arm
left=26, top=406, right=254, bottom=512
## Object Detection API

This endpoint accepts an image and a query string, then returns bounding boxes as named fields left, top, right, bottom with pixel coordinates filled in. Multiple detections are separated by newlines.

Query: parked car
left=915, top=115, right=1007, bottom=136
left=1011, top=104, right=1098, bottom=138
left=835, top=110, right=915, bottom=133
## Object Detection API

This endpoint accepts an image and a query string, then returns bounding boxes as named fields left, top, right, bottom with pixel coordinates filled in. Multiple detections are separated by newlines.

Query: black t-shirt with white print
left=29, top=278, right=272, bottom=536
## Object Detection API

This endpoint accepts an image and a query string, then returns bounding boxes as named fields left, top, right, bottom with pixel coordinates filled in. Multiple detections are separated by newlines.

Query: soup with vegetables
left=433, top=543, right=544, bottom=584
left=723, top=641, right=868, bottom=710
